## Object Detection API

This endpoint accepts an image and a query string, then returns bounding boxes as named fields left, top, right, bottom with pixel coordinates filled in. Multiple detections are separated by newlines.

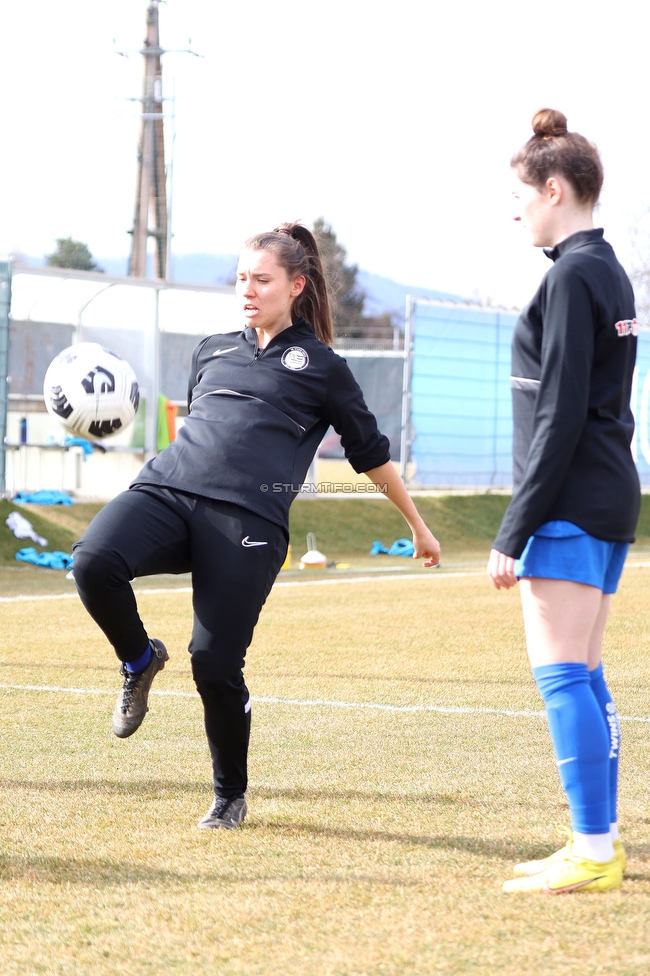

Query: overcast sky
left=2, top=0, right=650, bottom=308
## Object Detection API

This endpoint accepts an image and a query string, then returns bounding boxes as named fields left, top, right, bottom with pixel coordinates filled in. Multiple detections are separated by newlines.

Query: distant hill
left=16, top=253, right=465, bottom=318
left=169, top=253, right=238, bottom=286
left=357, top=270, right=463, bottom=318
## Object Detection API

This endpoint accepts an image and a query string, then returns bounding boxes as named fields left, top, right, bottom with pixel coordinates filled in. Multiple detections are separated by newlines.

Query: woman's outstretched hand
left=487, top=548, right=517, bottom=589
left=413, top=526, right=441, bottom=568
left=363, top=461, right=441, bottom=567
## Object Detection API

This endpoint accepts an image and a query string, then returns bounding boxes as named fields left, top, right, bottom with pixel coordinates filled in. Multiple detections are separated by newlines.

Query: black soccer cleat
left=112, top=638, right=169, bottom=739
left=197, top=795, right=248, bottom=830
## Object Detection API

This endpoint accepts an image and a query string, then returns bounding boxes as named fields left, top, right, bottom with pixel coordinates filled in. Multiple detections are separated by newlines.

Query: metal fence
left=408, top=299, right=517, bottom=486
left=7, top=273, right=650, bottom=497
left=631, top=331, right=650, bottom=483
left=319, top=346, right=410, bottom=468
left=0, top=262, right=10, bottom=495
left=1, top=264, right=239, bottom=495
left=407, top=297, right=650, bottom=489
left=1, top=264, right=413, bottom=496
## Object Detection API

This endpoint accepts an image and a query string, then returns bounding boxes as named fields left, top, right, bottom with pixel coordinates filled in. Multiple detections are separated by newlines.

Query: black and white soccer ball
left=43, top=342, right=140, bottom=440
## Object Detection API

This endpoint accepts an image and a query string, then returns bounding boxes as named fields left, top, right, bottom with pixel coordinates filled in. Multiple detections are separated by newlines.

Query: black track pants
left=73, top=486, right=287, bottom=797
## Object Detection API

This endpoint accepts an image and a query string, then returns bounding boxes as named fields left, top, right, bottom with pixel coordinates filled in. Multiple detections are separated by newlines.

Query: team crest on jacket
left=281, top=346, right=309, bottom=370
left=615, top=319, right=638, bottom=337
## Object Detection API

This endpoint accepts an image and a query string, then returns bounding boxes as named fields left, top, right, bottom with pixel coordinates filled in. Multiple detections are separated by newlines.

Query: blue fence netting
left=632, top=330, right=650, bottom=485
left=410, top=300, right=650, bottom=489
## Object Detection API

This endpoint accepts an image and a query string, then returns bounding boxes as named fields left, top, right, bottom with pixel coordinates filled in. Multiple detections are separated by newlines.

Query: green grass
left=7, top=492, right=650, bottom=568
left=288, top=494, right=513, bottom=562
left=289, top=493, right=650, bottom=562
left=0, top=499, right=77, bottom=562
left=0, top=495, right=512, bottom=566
left=1, top=559, right=650, bottom=973
left=6, top=492, right=650, bottom=567
left=0, top=501, right=104, bottom=565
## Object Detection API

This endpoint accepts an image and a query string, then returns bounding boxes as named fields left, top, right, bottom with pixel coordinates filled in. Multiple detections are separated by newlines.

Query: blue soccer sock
left=533, top=662, right=610, bottom=836
left=589, top=662, right=620, bottom=829
left=124, top=641, right=153, bottom=674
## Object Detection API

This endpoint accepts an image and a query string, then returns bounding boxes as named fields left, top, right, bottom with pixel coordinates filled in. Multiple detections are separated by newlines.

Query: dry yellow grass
left=1, top=566, right=650, bottom=974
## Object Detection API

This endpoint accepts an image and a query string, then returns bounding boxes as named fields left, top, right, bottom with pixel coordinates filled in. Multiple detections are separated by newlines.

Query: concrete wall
left=5, top=444, right=144, bottom=500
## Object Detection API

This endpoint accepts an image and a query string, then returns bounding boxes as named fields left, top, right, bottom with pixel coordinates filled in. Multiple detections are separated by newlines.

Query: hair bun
left=532, top=108, right=568, bottom=139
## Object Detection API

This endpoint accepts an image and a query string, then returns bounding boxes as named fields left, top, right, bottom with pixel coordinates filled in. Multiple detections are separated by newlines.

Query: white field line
left=0, top=571, right=482, bottom=604
left=273, top=571, right=482, bottom=587
left=3, top=559, right=650, bottom=605
left=0, top=590, right=180, bottom=604
left=0, top=591, right=82, bottom=603
left=0, top=682, right=649, bottom=724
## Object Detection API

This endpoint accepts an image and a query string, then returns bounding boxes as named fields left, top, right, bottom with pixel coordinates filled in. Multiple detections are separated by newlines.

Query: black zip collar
left=242, top=316, right=314, bottom=350
left=544, top=228, right=605, bottom=263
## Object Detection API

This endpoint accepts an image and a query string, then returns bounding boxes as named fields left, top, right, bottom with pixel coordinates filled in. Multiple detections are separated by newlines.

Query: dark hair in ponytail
left=511, top=108, right=603, bottom=205
left=242, top=222, right=333, bottom=345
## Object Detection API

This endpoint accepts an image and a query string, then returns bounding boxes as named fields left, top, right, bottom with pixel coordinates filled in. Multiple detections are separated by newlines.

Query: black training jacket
left=131, top=318, right=390, bottom=528
left=493, top=229, right=640, bottom=559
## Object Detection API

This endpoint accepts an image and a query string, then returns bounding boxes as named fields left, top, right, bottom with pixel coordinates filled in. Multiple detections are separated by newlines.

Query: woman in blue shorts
left=488, top=109, right=640, bottom=894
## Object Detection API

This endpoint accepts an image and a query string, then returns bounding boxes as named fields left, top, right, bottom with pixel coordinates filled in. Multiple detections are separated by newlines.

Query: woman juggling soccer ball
left=489, top=110, right=640, bottom=894
left=72, top=223, right=441, bottom=830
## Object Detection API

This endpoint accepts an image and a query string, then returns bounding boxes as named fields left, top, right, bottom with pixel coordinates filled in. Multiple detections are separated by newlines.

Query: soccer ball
left=43, top=342, right=140, bottom=440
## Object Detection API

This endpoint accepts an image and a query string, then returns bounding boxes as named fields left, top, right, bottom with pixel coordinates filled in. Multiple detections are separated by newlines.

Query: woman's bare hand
left=487, top=548, right=518, bottom=589
left=413, top=526, right=441, bottom=568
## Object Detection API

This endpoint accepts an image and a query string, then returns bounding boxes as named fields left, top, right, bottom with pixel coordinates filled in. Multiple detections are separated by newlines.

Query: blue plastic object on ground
left=64, top=436, right=94, bottom=458
left=13, top=490, right=74, bottom=505
left=388, top=538, right=415, bottom=556
left=15, top=547, right=73, bottom=569
left=369, top=538, right=415, bottom=557
left=370, top=540, right=389, bottom=555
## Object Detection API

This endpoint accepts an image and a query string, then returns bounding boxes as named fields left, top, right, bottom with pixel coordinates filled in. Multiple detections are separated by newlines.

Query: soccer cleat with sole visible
left=197, top=795, right=247, bottom=830
left=503, top=853, right=622, bottom=894
left=513, top=838, right=627, bottom=877
left=112, top=638, right=169, bottom=738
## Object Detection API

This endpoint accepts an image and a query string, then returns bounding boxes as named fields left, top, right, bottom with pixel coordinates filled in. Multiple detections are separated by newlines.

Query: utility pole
left=128, top=1, right=168, bottom=280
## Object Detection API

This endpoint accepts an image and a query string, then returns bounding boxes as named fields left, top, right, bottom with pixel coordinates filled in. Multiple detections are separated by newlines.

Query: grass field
left=0, top=494, right=516, bottom=568
left=1, top=498, right=650, bottom=973
left=5, top=492, right=650, bottom=566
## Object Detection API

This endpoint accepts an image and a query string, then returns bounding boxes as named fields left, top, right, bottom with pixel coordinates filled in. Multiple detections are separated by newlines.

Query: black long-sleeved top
left=493, top=229, right=640, bottom=558
left=131, top=318, right=390, bottom=528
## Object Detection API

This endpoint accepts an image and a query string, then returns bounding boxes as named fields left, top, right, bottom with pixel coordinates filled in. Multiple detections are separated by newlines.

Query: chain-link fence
left=408, top=298, right=650, bottom=489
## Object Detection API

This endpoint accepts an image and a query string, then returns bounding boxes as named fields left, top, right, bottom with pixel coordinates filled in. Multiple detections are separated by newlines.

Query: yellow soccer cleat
left=503, top=853, right=622, bottom=894
left=614, top=839, right=627, bottom=872
left=513, top=838, right=626, bottom=877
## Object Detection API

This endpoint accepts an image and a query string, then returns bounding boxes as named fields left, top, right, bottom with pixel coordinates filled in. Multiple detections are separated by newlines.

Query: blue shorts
left=514, top=521, right=628, bottom=594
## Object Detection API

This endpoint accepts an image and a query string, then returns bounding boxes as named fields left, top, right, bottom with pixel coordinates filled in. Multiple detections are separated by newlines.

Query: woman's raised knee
left=72, top=547, right=129, bottom=594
